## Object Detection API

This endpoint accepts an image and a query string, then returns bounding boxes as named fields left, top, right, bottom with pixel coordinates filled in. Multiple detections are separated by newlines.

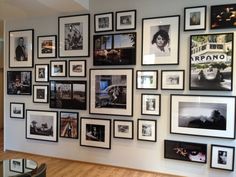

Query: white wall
left=4, top=0, right=236, bottom=177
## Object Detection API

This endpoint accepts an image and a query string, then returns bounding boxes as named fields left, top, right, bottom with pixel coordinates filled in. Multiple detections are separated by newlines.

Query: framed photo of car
left=9, top=159, right=24, bottom=173
left=33, top=85, right=48, bottom=103
left=113, top=120, right=133, bottom=139
left=137, top=119, right=156, bottom=142
left=60, top=111, right=78, bottom=139
left=136, top=70, right=158, bottom=90
left=35, top=64, right=49, bottom=82
left=141, top=94, right=161, bottom=116
left=161, top=70, right=185, bottom=90
left=116, top=10, right=136, bottom=31
left=37, top=35, right=57, bottom=58
left=10, top=102, right=25, bottom=119
left=94, top=12, right=113, bottom=33
left=50, top=60, right=67, bottom=77
left=69, top=60, right=86, bottom=77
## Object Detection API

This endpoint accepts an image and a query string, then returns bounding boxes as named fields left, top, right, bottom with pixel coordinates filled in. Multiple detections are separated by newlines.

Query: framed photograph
left=94, top=32, right=136, bottom=65
left=190, top=33, right=233, bottom=91
left=94, top=12, right=113, bottom=33
left=136, top=70, right=158, bottom=90
left=50, top=60, right=67, bottom=77
left=137, top=119, right=156, bottom=142
left=60, top=111, right=78, bottom=139
left=164, top=140, right=207, bottom=163
left=33, top=85, right=48, bottom=103
left=161, top=70, right=185, bottom=90
left=116, top=10, right=136, bottom=31
left=37, top=35, right=57, bottom=58
left=9, top=159, right=24, bottom=173
left=50, top=80, right=87, bottom=110
left=170, top=94, right=236, bottom=139
left=35, top=64, right=49, bottom=82
left=113, top=120, right=133, bottom=139
left=184, top=6, right=206, bottom=31
left=69, top=60, right=86, bottom=77
left=7, top=71, right=32, bottom=95
left=211, top=4, right=236, bottom=29
left=9, top=29, right=34, bottom=68
left=80, top=117, right=111, bottom=149
left=10, top=102, right=25, bottom=119
left=211, top=144, right=235, bottom=171
left=58, top=14, right=90, bottom=57
left=26, top=110, right=58, bottom=142
left=89, top=68, right=133, bottom=116
left=141, top=94, right=161, bottom=116
left=25, top=159, right=37, bottom=170
left=142, top=15, right=180, bottom=65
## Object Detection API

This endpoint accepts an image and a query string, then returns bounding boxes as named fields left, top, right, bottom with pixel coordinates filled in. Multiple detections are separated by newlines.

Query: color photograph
left=60, top=112, right=78, bottom=139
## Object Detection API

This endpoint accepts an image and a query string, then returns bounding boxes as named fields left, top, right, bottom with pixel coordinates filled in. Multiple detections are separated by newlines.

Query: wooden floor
left=0, top=129, right=182, bottom=177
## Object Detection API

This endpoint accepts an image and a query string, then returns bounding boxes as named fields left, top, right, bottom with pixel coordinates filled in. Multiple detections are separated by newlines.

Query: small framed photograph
left=211, top=144, right=235, bottom=171
left=94, top=12, right=113, bottom=33
left=9, top=159, right=24, bottom=173
left=35, top=64, right=49, bottom=82
left=10, top=102, right=25, bottom=119
left=37, top=35, right=57, bottom=58
left=50, top=60, right=67, bottom=77
left=137, top=119, right=156, bottom=142
left=184, top=6, right=206, bottom=31
left=60, top=111, right=78, bottom=139
left=25, top=159, right=37, bottom=170
left=161, top=70, right=185, bottom=90
left=80, top=117, right=111, bottom=149
left=69, top=60, right=86, bottom=77
left=33, top=85, right=48, bottom=103
left=113, top=120, right=133, bottom=139
left=116, top=10, right=136, bottom=31
left=141, top=94, right=161, bottom=116
left=136, top=70, right=158, bottom=90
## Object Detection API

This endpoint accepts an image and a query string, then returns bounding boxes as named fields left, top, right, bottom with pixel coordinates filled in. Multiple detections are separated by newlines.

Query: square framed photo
left=116, top=10, right=136, bottom=31
left=69, top=60, right=86, bottom=77
left=141, top=94, right=161, bottom=116
left=10, top=102, right=25, bottom=119
left=60, top=111, right=78, bottom=139
left=50, top=60, right=67, bottom=77
left=136, top=70, right=158, bottom=90
left=113, top=120, right=133, bottom=139
left=211, top=144, right=235, bottom=171
left=33, top=85, right=48, bottom=103
left=9, top=159, right=24, bottom=173
left=161, top=70, right=185, bottom=90
left=80, top=117, right=111, bottom=149
left=184, top=6, right=206, bottom=31
left=94, top=12, right=113, bottom=33
left=142, top=15, right=180, bottom=65
left=9, top=29, right=34, bottom=68
left=90, top=68, right=133, bottom=116
left=35, top=64, right=49, bottom=82
left=26, top=110, right=58, bottom=142
left=37, top=35, right=57, bottom=58
left=58, top=14, right=90, bottom=57
left=190, top=33, right=233, bottom=91
left=137, top=119, right=156, bottom=142
left=170, top=94, right=236, bottom=139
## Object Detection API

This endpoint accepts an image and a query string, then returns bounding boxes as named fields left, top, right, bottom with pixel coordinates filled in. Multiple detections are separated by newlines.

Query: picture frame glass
left=185, top=6, right=206, bottom=30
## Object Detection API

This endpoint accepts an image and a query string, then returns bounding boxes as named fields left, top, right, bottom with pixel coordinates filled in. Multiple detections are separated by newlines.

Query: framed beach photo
left=33, top=85, right=48, bottom=103
left=141, top=94, right=161, bottom=116
left=161, top=70, right=185, bottom=90
left=116, top=10, right=136, bottom=31
left=35, top=64, right=49, bottom=82
left=50, top=60, right=67, bottom=77
left=37, top=35, right=57, bottom=58
left=113, top=120, right=133, bottom=139
left=137, top=119, right=156, bottom=142
left=9, top=159, right=24, bottom=173
left=69, top=60, right=86, bottom=77
left=60, top=111, right=78, bottom=139
left=136, top=70, right=158, bottom=90
left=94, top=12, right=113, bottom=33
left=10, top=102, right=25, bottom=119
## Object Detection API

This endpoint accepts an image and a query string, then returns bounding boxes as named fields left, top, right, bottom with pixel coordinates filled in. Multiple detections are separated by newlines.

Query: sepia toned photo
left=37, top=35, right=57, bottom=58
left=60, top=112, right=78, bottom=139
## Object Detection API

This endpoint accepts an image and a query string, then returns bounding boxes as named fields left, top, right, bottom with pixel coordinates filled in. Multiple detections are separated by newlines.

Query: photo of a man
left=15, top=37, right=28, bottom=61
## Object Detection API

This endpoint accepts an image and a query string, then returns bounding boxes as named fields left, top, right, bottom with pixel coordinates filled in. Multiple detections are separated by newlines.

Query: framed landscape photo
left=35, top=64, right=49, bottom=82
left=33, top=85, right=48, bottom=103
left=9, top=29, right=34, bottom=68
left=9, top=159, right=24, bottom=173
left=136, top=70, right=158, bottom=90
left=190, top=33, right=233, bottom=91
left=60, top=111, right=78, bottom=139
left=58, top=14, right=90, bottom=57
left=69, top=60, right=86, bottom=77
left=161, top=70, right=185, bottom=90
left=50, top=60, right=67, bottom=77
left=137, top=119, right=156, bottom=142
left=80, top=117, right=111, bottom=149
left=94, top=12, right=113, bottom=33
left=10, top=102, right=24, bottom=119
left=37, top=35, right=57, bottom=58
left=170, top=94, right=236, bottom=139
left=141, top=94, right=161, bottom=116
left=116, top=10, right=136, bottom=31
left=113, top=120, right=133, bottom=139
left=142, top=15, right=180, bottom=65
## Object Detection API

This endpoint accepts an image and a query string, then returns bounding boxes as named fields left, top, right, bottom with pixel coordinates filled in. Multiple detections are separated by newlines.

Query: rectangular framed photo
left=37, top=35, right=57, bottom=58
left=33, top=85, right=48, bottom=103
left=184, top=6, right=206, bottom=31
left=211, top=144, right=235, bottom=171
left=50, top=60, right=67, bottom=77
left=69, top=60, right=86, bottom=77
left=7, top=71, right=32, bottom=95
left=164, top=140, right=207, bottom=163
left=94, top=12, right=113, bottom=33
left=9, top=29, right=34, bottom=68
left=113, top=120, right=133, bottom=139
left=58, top=14, right=90, bottom=57
left=170, top=94, right=236, bottom=139
left=190, top=33, right=233, bottom=91
left=60, top=111, right=78, bottom=139
left=142, top=15, right=180, bottom=65
left=136, top=70, right=158, bottom=90
left=90, top=68, right=133, bottom=116
left=116, top=10, right=136, bottom=31
left=141, top=94, right=161, bottom=116
left=80, top=117, right=111, bottom=149
left=137, top=119, right=156, bottom=142
left=161, top=70, right=185, bottom=90
left=9, top=159, right=24, bottom=173
left=26, top=110, right=58, bottom=142
left=10, top=102, right=24, bottom=119
left=94, top=32, right=136, bottom=65
left=25, top=159, right=37, bottom=170
left=35, top=64, right=49, bottom=82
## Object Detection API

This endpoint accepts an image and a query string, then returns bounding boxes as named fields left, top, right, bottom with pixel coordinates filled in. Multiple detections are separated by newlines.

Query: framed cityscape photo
left=50, top=60, right=67, bottom=77
left=113, top=120, right=133, bottom=139
left=170, top=94, right=236, bottom=139
left=69, top=60, right=86, bottom=77
left=94, top=12, right=113, bottom=33
left=116, top=10, right=136, bottom=31
left=10, top=102, right=25, bottom=119
left=58, top=14, right=90, bottom=57
left=137, top=119, right=156, bottom=142
left=37, top=35, right=57, bottom=58
left=190, top=33, right=233, bottom=91
left=35, top=64, right=49, bottom=82
left=9, top=29, right=34, bottom=68
left=141, top=94, right=161, bottom=116
left=142, top=15, right=180, bottom=65
left=33, top=85, right=48, bottom=103
left=161, top=70, right=185, bottom=90
left=60, top=111, right=78, bottom=139
left=80, top=117, right=111, bottom=149
left=136, top=70, right=158, bottom=90
left=9, top=159, right=24, bottom=173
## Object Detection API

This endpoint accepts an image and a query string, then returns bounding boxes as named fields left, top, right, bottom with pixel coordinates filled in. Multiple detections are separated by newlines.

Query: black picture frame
left=50, top=60, right=67, bottom=77
left=33, top=85, right=48, bottom=103
left=116, top=10, right=136, bottom=31
left=161, top=70, right=185, bottom=90
left=37, top=35, right=57, bottom=59
left=137, top=119, right=157, bottom=142
left=113, top=119, right=133, bottom=139
left=9, top=159, right=24, bottom=173
left=141, top=94, right=161, bottom=116
left=35, top=64, right=49, bottom=83
left=94, top=12, right=113, bottom=33
left=68, top=60, right=86, bottom=77
left=136, top=70, right=158, bottom=90
left=10, top=102, right=25, bottom=119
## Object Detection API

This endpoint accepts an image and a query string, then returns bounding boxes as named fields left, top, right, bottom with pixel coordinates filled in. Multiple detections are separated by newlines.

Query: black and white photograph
left=161, top=70, right=185, bottom=90
left=33, top=85, right=48, bottom=103
left=9, top=159, right=24, bottom=173
left=37, top=35, right=57, bottom=58
left=137, top=119, right=156, bottom=142
left=113, top=120, right=133, bottom=139
left=94, top=12, right=113, bottom=33
left=69, top=60, right=86, bottom=77
left=141, top=94, right=161, bottom=116
left=116, top=10, right=136, bottom=31
left=60, top=112, right=78, bottom=139
left=50, top=60, right=67, bottom=77
left=35, top=64, right=49, bottom=82
left=10, top=102, right=24, bottom=119
left=136, top=70, right=158, bottom=89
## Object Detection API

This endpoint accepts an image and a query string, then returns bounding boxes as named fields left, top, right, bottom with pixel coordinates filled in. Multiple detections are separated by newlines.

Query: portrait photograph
left=35, top=64, right=49, bottom=82
left=136, top=70, right=158, bottom=89
left=161, top=70, right=185, bottom=90
left=50, top=60, right=67, bottom=77
left=141, top=94, right=161, bottom=116
left=113, top=120, right=133, bottom=139
left=10, top=102, right=24, bottom=119
left=69, top=60, right=86, bottom=77
left=94, top=12, right=113, bottom=33
left=37, top=35, right=57, bottom=58
left=60, top=112, right=78, bottom=139
left=137, top=119, right=156, bottom=142
left=33, top=85, right=48, bottom=103
left=116, top=10, right=136, bottom=31
left=9, top=159, right=24, bottom=173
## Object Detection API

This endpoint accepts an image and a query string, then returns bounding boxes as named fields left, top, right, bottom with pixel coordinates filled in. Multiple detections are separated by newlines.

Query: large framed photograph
left=50, top=80, right=87, bottom=110
left=142, top=15, right=180, bottom=65
left=211, top=144, right=235, bottom=171
left=35, top=64, right=49, bottom=82
left=93, top=32, right=136, bottom=65
left=90, top=68, right=133, bottom=116
left=116, top=10, right=136, bottom=31
left=9, top=29, right=34, bottom=68
left=10, top=102, right=25, bottom=119
left=33, top=85, right=48, bottom=103
left=69, top=60, right=86, bottom=77
left=7, top=71, right=32, bottom=95
left=161, top=70, right=185, bottom=90
left=94, top=12, right=113, bottom=33
left=37, top=35, right=57, bottom=58
left=26, top=110, right=58, bottom=142
left=141, top=94, right=161, bottom=116
left=136, top=70, right=158, bottom=90
left=113, top=120, right=133, bottom=139
left=170, top=94, right=236, bottom=139
left=164, top=140, right=207, bottom=163
left=50, top=60, right=67, bottom=77
left=137, top=119, right=156, bottom=142
left=60, top=111, right=78, bottom=139
left=58, top=14, right=90, bottom=57
left=190, top=33, right=233, bottom=91
left=9, top=159, right=24, bottom=173
left=80, top=117, right=111, bottom=149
